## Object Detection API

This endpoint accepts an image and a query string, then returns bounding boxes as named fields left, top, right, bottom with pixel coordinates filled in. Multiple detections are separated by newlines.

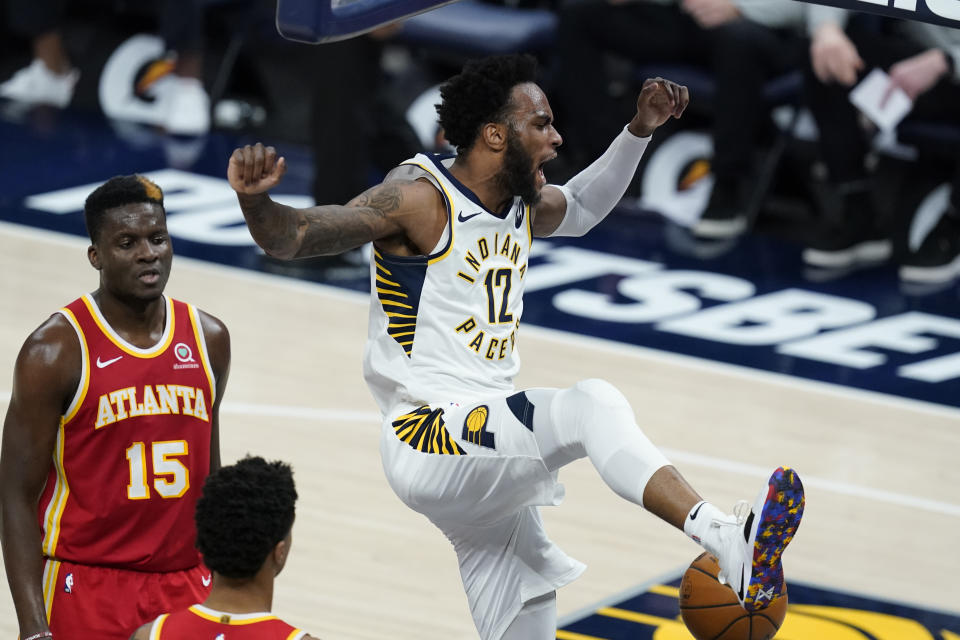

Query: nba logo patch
left=64, top=573, right=74, bottom=594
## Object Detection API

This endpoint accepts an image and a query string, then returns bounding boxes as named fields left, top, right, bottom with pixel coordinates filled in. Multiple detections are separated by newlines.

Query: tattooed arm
left=228, top=143, right=446, bottom=259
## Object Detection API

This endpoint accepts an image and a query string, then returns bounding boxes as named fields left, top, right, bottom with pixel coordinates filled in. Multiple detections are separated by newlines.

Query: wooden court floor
left=1, top=222, right=958, bottom=638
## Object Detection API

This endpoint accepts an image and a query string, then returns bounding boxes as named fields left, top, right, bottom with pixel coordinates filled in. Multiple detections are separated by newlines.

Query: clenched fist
left=629, top=78, right=689, bottom=138
left=227, top=143, right=287, bottom=195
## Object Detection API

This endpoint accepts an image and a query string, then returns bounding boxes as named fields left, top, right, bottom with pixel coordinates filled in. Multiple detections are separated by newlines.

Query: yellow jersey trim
left=57, top=307, right=89, bottom=424
left=150, top=614, right=168, bottom=640
left=187, top=304, right=217, bottom=408
left=188, top=605, right=278, bottom=624
left=399, top=159, right=455, bottom=265
left=526, top=203, right=533, bottom=247
left=81, top=294, right=175, bottom=357
left=41, top=559, right=61, bottom=623
left=41, top=423, right=70, bottom=557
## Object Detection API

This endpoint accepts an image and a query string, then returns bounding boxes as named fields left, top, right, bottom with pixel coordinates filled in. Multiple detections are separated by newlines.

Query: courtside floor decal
left=2, top=112, right=959, bottom=407
left=556, top=571, right=960, bottom=640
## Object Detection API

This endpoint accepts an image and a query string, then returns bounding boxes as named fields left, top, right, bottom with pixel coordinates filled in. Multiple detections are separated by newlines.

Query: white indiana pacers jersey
left=363, top=153, right=532, bottom=414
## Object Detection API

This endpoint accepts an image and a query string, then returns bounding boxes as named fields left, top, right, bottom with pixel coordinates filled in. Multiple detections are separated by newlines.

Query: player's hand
left=810, top=23, right=863, bottom=86
left=629, top=78, right=689, bottom=138
left=884, top=48, right=949, bottom=104
left=227, top=143, right=287, bottom=195
left=681, top=0, right=741, bottom=29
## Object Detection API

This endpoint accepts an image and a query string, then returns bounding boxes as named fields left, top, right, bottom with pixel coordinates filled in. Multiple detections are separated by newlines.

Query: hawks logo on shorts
left=392, top=406, right=466, bottom=455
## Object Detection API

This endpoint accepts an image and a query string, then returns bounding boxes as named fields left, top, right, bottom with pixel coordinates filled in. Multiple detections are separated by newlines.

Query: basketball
left=679, top=553, right=787, bottom=640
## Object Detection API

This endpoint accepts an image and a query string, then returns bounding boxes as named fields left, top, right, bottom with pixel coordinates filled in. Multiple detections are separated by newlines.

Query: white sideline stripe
left=4, top=222, right=959, bottom=516
left=526, top=324, right=960, bottom=421
left=661, top=448, right=960, bottom=518
left=222, top=401, right=381, bottom=424
left=1, top=389, right=956, bottom=517
left=4, top=221, right=959, bottom=421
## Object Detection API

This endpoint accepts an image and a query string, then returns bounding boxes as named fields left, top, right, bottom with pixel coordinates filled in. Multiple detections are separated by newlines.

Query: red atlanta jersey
left=149, top=605, right=307, bottom=640
left=37, top=294, right=217, bottom=571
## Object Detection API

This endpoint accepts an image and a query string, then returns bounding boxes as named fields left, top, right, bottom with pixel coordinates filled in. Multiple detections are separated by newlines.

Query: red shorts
left=43, top=558, right=211, bottom=640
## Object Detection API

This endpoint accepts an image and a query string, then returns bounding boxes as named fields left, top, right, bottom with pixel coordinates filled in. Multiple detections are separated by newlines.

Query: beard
left=496, top=132, right=541, bottom=206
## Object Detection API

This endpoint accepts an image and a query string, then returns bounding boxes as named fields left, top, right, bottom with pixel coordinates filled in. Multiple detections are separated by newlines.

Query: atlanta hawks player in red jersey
left=132, top=457, right=319, bottom=640
left=0, top=175, right=231, bottom=640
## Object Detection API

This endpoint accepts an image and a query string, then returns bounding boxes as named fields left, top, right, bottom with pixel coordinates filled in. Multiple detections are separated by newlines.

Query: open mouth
left=536, top=154, right=556, bottom=188
left=138, top=269, right=161, bottom=284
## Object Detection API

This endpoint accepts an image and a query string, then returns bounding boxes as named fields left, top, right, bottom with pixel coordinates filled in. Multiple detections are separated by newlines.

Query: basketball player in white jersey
left=227, top=54, right=805, bottom=640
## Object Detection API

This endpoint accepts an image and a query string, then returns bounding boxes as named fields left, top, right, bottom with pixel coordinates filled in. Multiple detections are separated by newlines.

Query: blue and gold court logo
left=558, top=575, right=960, bottom=639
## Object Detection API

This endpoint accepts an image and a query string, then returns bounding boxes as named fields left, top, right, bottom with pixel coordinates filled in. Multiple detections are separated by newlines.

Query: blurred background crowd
left=2, top=0, right=958, bottom=284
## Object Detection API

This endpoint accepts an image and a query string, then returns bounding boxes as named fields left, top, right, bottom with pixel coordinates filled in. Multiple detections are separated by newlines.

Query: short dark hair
left=83, top=174, right=165, bottom=242
left=436, top=54, right=539, bottom=153
left=195, top=456, right=298, bottom=579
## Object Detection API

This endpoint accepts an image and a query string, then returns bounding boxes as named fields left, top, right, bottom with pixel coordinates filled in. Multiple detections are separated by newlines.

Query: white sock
left=682, top=500, right=733, bottom=558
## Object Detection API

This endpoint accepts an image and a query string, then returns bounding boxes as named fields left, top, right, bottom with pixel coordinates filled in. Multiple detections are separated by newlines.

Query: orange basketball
left=679, top=553, right=787, bottom=640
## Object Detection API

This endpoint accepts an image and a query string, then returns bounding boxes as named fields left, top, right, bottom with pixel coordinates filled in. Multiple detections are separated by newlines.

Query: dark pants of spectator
left=556, top=0, right=802, bottom=187
left=804, top=20, right=960, bottom=207
left=4, top=0, right=64, bottom=36
left=5, top=0, right=203, bottom=59
left=309, top=36, right=420, bottom=205
left=160, top=0, right=205, bottom=55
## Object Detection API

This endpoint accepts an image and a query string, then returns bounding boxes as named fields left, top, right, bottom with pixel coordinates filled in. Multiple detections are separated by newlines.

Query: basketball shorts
left=42, top=558, right=211, bottom=639
left=380, top=390, right=586, bottom=640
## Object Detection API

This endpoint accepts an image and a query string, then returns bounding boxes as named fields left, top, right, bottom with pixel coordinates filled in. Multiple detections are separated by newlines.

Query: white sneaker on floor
left=714, top=466, right=805, bottom=611
left=0, top=59, right=79, bottom=108
left=153, top=76, right=210, bottom=136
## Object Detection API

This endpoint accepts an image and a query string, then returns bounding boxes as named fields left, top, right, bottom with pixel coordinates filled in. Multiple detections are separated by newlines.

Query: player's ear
left=483, top=121, right=507, bottom=153
left=88, top=245, right=102, bottom=270
left=273, top=532, right=292, bottom=576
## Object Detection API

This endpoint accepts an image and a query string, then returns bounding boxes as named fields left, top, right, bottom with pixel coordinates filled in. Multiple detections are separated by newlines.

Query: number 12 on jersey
left=484, top=268, right=514, bottom=324
left=126, top=440, right=190, bottom=500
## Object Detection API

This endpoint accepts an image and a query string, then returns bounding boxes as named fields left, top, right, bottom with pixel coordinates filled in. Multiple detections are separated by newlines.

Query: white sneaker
left=154, top=76, right=210, bottom=136
left=0, top=59, right=79, bottom=108
left=714, top=466, right=805, bottom=611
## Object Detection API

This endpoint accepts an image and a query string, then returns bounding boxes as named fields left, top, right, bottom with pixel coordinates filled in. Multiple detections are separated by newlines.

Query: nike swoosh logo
left=96, top=355, right=123, bottom=368
left=689, top=502, right=705, bottom=520
left=458, top=211, right=483, bottom=223
left=201, top=575, right=212, bottom=587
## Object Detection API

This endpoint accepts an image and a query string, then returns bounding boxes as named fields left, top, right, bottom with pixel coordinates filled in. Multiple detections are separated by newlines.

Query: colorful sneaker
left=715, top=467, right=805, bottom=611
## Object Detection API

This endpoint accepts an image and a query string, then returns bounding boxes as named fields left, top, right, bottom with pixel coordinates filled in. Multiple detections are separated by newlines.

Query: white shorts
left=380, top=391, right=586, bottom=640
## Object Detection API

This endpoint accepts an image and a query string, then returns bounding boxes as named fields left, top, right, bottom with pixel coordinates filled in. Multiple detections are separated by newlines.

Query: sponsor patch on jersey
left=173, top=342, right=200, bottom=369
left=557, top=571, right=960, bottom=640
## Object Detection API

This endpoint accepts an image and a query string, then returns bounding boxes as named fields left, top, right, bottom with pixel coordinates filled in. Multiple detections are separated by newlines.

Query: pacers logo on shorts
left=462, top=405, right=495, bottom=450
left=393, top=406, right=466, bottom=455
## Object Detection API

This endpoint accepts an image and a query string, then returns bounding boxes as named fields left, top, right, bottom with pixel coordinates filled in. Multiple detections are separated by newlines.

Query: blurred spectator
left=309, top=26, right=421, bottom=205
left=554, top=0, right=808, bottom=238
left=0, top=0, right=211, bottom=135
left=802, top=11, right=960, bottom=283
left=152, top=0, right=212, bottom=135
left=0, top=0, right=78, bottom=107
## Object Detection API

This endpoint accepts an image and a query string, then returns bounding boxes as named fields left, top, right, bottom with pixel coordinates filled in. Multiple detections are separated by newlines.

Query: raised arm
left=531, top=78, right=689, bottom=237
left=1, top=316, right=81, bottom=638
left=228, top=144, right=446, bottom=259
left=199, top=311, right=230, bottom=474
